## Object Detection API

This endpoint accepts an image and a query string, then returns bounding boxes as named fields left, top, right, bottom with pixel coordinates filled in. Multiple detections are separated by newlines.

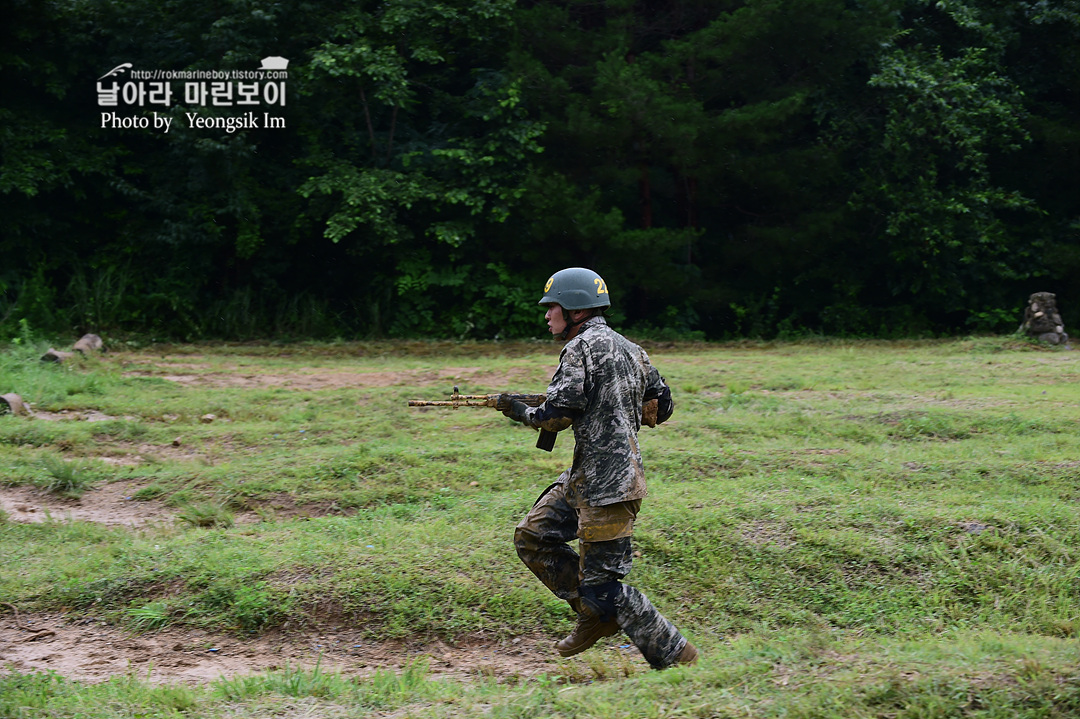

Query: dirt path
left=0, top=476, right=636, bottom=686
left=0, top=480, right=175, bottom=527
left=120, top=359, right=545, bottom=392
left=0, top=609, right=585, bottom=685
left=0, top=480, right=642, bottom=686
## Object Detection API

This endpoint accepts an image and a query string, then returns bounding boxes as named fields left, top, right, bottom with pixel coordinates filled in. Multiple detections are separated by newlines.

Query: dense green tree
left=836, top=0, right=1046, bottom=332
left=2, top=0, right=333, bottom=336
left=509, top=0, right=1077, bottom=336
left=2, top=0, right=546, bottom=339
left=297, top=0, right=545, bottom=336
left=508, top=0, right=899, bottom=336
left=994, top=0, right=1080, bottom=324
left=0, top=0, right=121, bottom=332
left=2, top=0, right=1077, bottom=339
left=818, top=0, right=1080, bottom=333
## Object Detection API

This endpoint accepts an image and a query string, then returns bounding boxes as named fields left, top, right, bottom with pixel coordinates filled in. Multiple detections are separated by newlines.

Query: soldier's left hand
left=501, top=399, right=530, bottom=423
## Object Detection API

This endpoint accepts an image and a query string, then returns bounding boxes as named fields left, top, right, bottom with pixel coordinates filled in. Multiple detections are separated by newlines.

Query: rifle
left=408, top=386, right=557, bottom=451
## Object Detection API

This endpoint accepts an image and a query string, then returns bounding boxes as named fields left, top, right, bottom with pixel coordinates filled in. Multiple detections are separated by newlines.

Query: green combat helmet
left=538, top=267, right=611, bottom=310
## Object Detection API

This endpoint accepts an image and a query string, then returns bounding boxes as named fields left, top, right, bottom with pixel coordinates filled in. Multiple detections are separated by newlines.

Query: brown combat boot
left=556, top=612, right=620, bottom=657
left=673, top=641, right=699, bottom=666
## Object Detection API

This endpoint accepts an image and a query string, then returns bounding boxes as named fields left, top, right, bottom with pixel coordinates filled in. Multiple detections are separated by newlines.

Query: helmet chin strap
left=558, top=309, right=591, bottom=340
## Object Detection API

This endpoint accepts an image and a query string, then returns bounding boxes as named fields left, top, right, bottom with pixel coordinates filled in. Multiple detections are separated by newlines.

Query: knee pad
left=513, top=526, right=531, bottom=554
left=580, top=580, right=622, bottom=623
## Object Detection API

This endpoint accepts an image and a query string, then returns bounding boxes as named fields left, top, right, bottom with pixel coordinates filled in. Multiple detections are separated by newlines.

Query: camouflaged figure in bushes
left=505, top=268, right=698, bottom=669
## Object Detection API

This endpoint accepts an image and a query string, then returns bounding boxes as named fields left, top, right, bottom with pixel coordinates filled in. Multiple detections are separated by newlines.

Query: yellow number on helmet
left=545, top=277, right=554, bottom=293
left=594, top=278, right=608, bottom=295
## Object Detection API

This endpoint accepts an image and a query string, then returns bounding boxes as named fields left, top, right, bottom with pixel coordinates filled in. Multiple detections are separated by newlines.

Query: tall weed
left=36, top=454, right=96, bottom=497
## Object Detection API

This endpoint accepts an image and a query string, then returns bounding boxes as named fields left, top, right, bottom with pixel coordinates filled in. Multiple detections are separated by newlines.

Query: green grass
left=35, top=453, right=98, bottom=497
left=2, top=335, right=1080, bottom=716
left=175, top=500, right=235, bottom=528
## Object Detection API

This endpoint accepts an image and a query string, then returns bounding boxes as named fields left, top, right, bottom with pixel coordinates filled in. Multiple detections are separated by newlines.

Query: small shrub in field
left=64, top=375, right=103, bottom=397
left=215, top=658, right=353, bottom=700
left=126, top=601, right=174, bottom=631
left=188, top=580, right=290, bottom=632
left=176, top=501, right=233, bottom=528
left=727, top=380, right=751, bottom=395
left=132, top=484, right=166, bottom=501
left=231, top=583, right=290, bottom=631
left=36, top=454, right=95, bottom=497
left=145, top=685, right=199, bottom=713
left=92, top=419, right=149, bottom=441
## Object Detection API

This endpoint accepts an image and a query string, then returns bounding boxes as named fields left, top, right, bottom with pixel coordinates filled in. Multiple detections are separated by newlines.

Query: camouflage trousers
left=514, top=478, right=688, bottom=669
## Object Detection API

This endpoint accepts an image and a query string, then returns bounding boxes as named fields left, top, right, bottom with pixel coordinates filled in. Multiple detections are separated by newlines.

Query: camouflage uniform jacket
left=522, top=316, right=672, bottom=508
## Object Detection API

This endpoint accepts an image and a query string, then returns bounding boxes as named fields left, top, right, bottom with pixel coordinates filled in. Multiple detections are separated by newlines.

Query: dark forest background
left=2, top=0, right=1078, bottom=341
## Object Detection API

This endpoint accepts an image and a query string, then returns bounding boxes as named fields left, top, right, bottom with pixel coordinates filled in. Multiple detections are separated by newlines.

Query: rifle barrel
left=407, top=392, right=546, bottom=408
left=407, top=399, right=493, bottom=407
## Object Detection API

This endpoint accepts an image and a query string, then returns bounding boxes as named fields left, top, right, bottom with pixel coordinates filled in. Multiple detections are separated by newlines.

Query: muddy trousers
left=514, top=481, right=688, bottom=669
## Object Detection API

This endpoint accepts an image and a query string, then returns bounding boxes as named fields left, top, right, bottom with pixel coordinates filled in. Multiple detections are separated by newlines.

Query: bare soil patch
left=0, top=479, right=173, bottom=528
left=0, top=484, right=649, bottom=687
left=0, top=482, right=356, bottom=528
left=107, top=439, right=212, bottom=464
left=32, top=409, right=132, bottom=422
left=740, top=520, right=795, bottom=549
left=1, top=611, right=609, bottom=685
left=121, top=359, right=544, bottom=392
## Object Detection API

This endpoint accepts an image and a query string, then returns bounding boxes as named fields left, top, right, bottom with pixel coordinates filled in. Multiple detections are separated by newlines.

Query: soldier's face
left=545, top=304, right=567, bottom=336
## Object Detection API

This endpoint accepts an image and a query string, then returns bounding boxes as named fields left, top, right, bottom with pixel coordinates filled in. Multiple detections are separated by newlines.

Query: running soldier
left=500, top=267, right=698, bottom=669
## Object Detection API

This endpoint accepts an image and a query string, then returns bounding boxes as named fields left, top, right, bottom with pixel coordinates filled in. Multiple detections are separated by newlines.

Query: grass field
left=2, top=335, right=1079, bottom=718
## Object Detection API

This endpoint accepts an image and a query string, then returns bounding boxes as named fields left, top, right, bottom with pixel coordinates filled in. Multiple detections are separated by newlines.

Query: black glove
left=500, top=398, right=530, bottom=424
